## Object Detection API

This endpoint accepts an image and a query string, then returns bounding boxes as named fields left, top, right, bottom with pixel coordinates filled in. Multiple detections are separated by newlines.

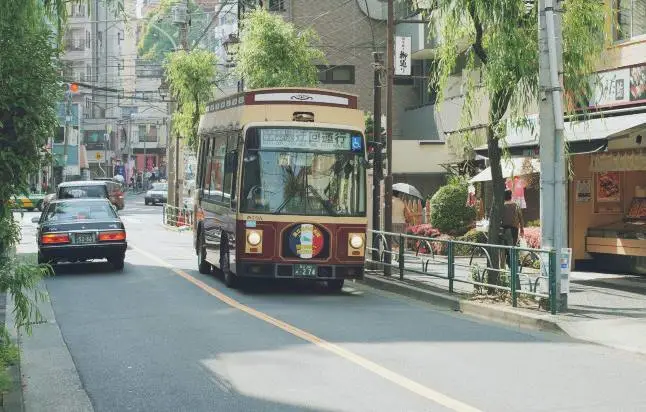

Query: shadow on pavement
left=50, top=261, right=125, bottom=276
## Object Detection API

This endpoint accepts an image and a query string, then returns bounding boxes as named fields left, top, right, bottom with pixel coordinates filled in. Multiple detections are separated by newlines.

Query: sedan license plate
left=294, top=264, right=317, bottom=277
left=75, top=233, right=95, bottom=244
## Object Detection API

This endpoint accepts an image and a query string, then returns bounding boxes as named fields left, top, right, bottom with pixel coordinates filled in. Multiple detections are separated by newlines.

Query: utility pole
left=383, top=0, right=394, bottom=275
left=168, top=0, right=189, bottom=208
left=539, top=0, right=567, bottom=310
left=371, top=52, right=383, bottom=264
left=63, top=85, right=72, bottom=182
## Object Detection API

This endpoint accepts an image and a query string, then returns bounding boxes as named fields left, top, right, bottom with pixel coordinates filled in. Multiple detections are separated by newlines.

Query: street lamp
left=158, top=80, right=169, bottom=101
left=223, top=33, right=240, bottom=62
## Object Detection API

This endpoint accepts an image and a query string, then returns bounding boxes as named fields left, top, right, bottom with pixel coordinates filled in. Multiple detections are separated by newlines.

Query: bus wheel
left=197, top=232, right=211, bottom=274
left=221, top=249, right=237, bottom=288
left=326, top=279, right=344, bottom=292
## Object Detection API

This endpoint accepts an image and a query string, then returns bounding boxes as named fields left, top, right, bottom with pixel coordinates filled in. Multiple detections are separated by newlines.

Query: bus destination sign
left=260, top=129, right=353, bottom=151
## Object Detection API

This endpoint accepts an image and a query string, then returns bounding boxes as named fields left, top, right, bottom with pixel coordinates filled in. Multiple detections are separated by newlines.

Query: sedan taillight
left=41, top=233, right=71, bottom=244
left=98, top=231, right=126, bottom=241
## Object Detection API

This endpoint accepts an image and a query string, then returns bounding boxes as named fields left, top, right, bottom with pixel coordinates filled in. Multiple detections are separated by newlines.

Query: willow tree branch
left=468, top=2, right=487, bottom=65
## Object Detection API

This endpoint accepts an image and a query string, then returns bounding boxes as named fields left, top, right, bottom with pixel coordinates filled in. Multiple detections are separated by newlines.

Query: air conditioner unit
left=172, top=4, right=188, bottom=24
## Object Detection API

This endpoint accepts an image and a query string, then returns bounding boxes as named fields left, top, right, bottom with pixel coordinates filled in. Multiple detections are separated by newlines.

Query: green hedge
left=430, top=184, right=476, bottom=236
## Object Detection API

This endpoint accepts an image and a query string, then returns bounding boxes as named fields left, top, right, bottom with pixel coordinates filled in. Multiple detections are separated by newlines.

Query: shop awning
left=470, top=157, right=540, bottom=183
left=474, top=112, right=646, bottom=157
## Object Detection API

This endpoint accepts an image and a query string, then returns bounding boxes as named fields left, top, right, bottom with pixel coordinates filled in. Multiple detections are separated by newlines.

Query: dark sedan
left=35, top=198, right=127, bottom=270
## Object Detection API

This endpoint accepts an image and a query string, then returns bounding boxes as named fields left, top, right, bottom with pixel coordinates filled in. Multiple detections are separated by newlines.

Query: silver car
left=145, top=182, right=168, bottom=205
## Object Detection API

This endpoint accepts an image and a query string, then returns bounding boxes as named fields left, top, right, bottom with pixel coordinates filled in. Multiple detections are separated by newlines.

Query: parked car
left=42, top=181, right=111, bottom=210
left=33, top=198, right=127, bottom=270
left=92, top=178, right=125, bottom=210
left=145, top=182, right=168, bottom=205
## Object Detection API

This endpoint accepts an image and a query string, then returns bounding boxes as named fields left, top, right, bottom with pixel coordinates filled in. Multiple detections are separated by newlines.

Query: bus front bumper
left=236, top=262, right=364, bottom=280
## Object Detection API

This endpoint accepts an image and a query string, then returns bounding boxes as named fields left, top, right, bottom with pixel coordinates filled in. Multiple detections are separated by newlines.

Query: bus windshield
left=241, top=127, right=366, bottom=217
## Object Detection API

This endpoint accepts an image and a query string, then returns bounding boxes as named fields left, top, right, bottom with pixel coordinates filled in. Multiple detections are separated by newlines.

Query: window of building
left=138, top=125, right=158, bottom=142
left=268, top=0, right=285, bottom=11
left=615, top=0, right=646, bottom=41
left=54, top=127, right=64, bottom=144
left=411, top=60, right=438, bottom=107
left=317, top=65, right=355, bottom=84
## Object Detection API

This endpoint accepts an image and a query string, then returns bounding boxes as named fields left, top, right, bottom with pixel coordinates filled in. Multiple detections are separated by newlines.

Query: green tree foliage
left=138, top=0, right=210, bottom=63
left=426, top=0, right=606, bottom=283
left=429, top=182, right=476, bottom=236
left=234, top=9, right=325, bottom=88
left=164, top=49, right=216, bottom=151
left=1, top=0, right=60, bottom=320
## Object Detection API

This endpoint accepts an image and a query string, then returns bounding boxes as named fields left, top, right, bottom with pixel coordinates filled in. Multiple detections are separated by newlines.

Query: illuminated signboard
left=260, top=128, right=360, bottom=151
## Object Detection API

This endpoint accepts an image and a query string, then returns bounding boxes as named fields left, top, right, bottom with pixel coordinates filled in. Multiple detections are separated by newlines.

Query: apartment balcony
left=63, top=39, right=92, bottom=61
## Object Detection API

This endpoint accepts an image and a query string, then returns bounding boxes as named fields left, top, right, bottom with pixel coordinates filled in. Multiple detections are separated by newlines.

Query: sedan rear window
left=59, top=185, right=108, bottom=199
left=44, top=202, right=117, bottom=222
left=152, top=183, right=168, bottom=191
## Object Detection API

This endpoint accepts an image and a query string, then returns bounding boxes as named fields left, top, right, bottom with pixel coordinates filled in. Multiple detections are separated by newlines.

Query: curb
left=3, top=296, right=23, bottom=412
left=361, top=274, right=565, bottom=334
left=161, top=223, right=192, bottom=233
left=11, top=283, right=94, bottom=412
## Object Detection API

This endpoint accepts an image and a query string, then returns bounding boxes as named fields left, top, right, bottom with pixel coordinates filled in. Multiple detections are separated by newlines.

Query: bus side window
left=223, top=131, right=239, bottom=207
left=196, top=139, right=206, bottom=194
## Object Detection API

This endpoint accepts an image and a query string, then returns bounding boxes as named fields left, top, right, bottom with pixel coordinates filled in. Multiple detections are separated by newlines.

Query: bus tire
left=221, top=249, right=236, bottom=288
left=327, top=279, right=344, bottom=292
left=197, top=232, right=211, bottom=274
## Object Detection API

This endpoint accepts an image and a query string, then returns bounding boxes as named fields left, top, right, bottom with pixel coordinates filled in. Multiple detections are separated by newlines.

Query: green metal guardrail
left=367, top=230, right=558, bottom=314
left=162, top=204, right=193, bottom=230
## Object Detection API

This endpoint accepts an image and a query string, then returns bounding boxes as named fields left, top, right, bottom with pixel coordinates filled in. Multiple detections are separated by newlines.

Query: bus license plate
left=75, top=233, right=95, bottom=244
left=294, top=264, right=317, bottom=277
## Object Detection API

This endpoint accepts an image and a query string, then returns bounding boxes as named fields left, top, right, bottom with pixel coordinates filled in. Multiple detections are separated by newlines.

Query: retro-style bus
left=193, top=88, right=367, bottom=290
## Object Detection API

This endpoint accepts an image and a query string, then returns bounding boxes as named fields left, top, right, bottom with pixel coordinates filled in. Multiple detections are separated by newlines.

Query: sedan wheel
left=109, top=255, right=125, bottom=271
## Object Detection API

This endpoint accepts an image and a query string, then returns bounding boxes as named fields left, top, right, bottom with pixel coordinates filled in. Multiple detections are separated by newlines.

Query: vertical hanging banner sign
left=394, top=36, right=412, bottom=76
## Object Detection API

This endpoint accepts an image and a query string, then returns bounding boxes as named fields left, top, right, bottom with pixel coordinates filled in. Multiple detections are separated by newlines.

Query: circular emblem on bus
left=288, top=224, right=324, bottom=259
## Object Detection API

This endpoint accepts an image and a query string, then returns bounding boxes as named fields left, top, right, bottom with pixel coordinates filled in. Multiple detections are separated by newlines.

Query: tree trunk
left=486, top=88, right=513, bottom=289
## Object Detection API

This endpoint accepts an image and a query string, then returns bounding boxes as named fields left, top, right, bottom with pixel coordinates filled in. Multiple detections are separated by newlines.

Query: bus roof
left=199, top=88, right=364, bottom=135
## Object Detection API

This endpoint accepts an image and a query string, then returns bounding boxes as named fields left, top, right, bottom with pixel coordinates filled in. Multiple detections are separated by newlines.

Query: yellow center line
left=131, top=245, right=483, bottom=412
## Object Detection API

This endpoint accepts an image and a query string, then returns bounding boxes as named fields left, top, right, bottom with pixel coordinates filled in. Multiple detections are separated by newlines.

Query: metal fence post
left=162, top=204, right=166, bottom=224
left=398, top=233, right=405, bottom=280
left=549, top=250, right=557, bottom=314
left=447, top=241, right=454, bottom=293
left=510, top=247, right=518, bottom=307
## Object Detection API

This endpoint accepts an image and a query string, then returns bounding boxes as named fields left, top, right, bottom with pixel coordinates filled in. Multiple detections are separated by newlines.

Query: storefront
left=569, top=131, right=646, bottom=273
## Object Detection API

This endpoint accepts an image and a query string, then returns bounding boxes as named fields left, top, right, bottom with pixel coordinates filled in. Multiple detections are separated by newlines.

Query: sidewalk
left=362, top=266, right=646, bottom=356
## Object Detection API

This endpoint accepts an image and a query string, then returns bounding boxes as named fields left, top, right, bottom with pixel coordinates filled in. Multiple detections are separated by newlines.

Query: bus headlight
left=247, top=230, right=262, bottom=246
left=349, top=234, right=364, bottom=249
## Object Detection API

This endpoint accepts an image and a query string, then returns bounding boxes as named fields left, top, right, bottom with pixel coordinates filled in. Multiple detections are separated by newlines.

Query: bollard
left=398, top=234, right=405, bottom=280
left=447, top=241, right=454, bottom=293
left=510, top=247, right=518, bottom=307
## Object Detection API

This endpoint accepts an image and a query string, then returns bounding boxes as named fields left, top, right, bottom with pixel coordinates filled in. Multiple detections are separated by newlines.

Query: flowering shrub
left=406, top=224, right=440, bottom=254
left=522, top=227, right=541, bottom=249
left=430, top=234, right=453, bottom=255
left=406, top=224, right=441, bottom=238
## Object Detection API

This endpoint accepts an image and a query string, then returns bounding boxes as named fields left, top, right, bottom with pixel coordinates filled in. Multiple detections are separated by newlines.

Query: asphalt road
left=16, top=195, right=646, bottom=412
